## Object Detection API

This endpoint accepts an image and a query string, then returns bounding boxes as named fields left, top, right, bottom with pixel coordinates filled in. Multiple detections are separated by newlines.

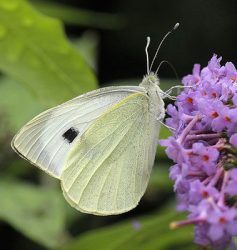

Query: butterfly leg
left=158, top=119, right=176, bottom=131
left=161, top=92, right=176, bottom=100
left=164, top=83, right=199, bottom=97
left=155, top=112, right=176, bottom=131
left=165, top=85, right=184, bottom=95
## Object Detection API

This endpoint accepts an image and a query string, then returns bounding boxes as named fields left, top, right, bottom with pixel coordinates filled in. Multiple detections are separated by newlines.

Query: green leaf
left=0, top=0, right=97, bottom=106
left=59, top=204, right=195, bottom=250
left=157, top=126, right=171, bottom=158
left=0, top=77, right=43, bottom=132
left=31, top=0, right=124, bottom=30
left=0, top=179, right=68, bottom=248
left=73, top=31, right=99, bottom=72
left=147, top=164, right=172, bottom=194
left=233, top=237, right=237, bottom=248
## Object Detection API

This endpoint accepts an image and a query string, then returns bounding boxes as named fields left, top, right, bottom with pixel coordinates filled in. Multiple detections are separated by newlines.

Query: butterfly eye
left=62, top=127, right=79, bottom=143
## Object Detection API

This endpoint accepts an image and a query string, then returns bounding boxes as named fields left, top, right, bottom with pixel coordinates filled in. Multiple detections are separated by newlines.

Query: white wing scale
left=12, top=86, right=145, bottom=178
left=61, top=93, right=161, bottom=215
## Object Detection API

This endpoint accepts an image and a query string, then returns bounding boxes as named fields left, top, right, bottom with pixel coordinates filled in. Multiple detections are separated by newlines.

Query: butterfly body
left=140, top=73, right=165, bottom=119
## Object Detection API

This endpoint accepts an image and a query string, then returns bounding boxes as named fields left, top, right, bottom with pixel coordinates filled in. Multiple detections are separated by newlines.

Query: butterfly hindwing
left=11, top=86, right=145, bottom=178
left=61, top=92, right=160, bottom=215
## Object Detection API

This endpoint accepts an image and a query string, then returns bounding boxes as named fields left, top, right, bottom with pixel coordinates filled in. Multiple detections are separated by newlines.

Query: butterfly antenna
left=155, top=60, right=179, bottom=80
left=145, top=36, right=151, bottom=75
left=149, top=23, right=179, bottom=73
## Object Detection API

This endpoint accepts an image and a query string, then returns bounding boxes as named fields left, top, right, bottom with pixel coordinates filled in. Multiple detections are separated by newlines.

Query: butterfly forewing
left=61, top=93, right=160, bottom=215
left=11, top=86, right=145, bottom=178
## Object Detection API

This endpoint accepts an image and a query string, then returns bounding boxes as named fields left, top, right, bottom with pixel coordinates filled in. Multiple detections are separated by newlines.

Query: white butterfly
left=11, top=23, right=179, bottom=215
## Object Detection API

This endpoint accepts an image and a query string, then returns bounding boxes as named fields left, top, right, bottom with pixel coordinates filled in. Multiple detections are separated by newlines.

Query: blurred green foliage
left=0, top=77, right=43, bottom=131
left=32, top=0, right=124, bottom=30
left=59, top=205, right=195, bottom=250
left=0, top=0, right=194, bottom=249
left=0, top=0, right=97, bottom=107
left=0, top=179, right=67, bottom=248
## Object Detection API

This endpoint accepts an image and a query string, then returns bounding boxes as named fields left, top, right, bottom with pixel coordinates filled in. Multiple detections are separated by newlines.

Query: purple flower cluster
left=161, top=55, right=237, bottom=249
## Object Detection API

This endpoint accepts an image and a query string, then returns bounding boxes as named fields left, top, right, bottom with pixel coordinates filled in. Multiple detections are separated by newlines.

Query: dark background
left=61, top=0, right=237, bottom=83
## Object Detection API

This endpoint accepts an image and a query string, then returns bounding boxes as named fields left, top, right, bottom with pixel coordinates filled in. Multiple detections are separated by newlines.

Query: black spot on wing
left=62, top=127, right=79, bottom=143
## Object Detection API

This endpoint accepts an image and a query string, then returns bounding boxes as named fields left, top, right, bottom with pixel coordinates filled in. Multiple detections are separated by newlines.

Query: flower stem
left=177, top=115, right=200, bottom=144
left=217, top=171, right=229, bottom=207
left=170, top=217, right=205, bottom=229
left=208, top=167, right=223, bottom=187
left=186, top=133, right=221, bottom=141
left=188, top=171, right=206, bottom=177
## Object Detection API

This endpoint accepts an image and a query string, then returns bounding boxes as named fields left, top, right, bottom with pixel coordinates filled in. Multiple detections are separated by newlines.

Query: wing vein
left=65, top=107, right=142, bottom=193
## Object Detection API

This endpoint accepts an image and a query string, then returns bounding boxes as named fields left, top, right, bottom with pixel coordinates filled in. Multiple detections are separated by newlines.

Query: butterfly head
left=140, top=72, right=160, bottom=93
left=142, top=72, right=159, bottom=86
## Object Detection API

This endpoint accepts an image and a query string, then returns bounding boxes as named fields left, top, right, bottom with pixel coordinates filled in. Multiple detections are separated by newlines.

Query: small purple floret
left=163, top=55, right=237, bottom=249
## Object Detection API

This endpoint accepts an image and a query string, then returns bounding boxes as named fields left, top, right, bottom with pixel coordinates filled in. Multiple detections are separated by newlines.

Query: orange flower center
left=202, top=155, right=209, bottom=161
left=225, top=116, right=231, bottom=122
left=211, top=111, right=218, bottom=118
left=231, top=76, right=236, bottom=82
left=202, top=191, right=209, bottom=198
left=211, top=92, right=217, bottom=98
left=219, top=217, right=226, bottom=224
left=186, top=97, right=193, bottom=104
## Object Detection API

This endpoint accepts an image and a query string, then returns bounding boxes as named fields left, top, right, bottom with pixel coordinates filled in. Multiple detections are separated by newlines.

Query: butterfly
left=11, top=23, right=179, bottom=215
